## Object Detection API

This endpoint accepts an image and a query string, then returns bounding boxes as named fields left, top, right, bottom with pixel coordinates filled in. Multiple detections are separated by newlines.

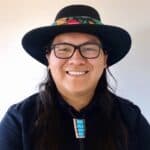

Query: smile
left=66, top=71, right=89, bottom=76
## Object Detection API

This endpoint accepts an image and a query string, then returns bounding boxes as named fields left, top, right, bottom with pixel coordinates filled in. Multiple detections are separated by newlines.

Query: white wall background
left=0, top=0, right=150, bottom=122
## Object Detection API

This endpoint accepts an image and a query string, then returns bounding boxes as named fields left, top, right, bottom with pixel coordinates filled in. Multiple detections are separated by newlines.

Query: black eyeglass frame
left=47, top=42, right=104, bottom=59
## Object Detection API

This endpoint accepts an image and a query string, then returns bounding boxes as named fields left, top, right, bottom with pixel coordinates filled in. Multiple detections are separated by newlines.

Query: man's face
left=46, top=32, right=107, bottom=99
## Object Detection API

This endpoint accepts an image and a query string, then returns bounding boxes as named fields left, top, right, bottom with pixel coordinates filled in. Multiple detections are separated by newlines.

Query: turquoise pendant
left=73, top=118, right=86, bottom=139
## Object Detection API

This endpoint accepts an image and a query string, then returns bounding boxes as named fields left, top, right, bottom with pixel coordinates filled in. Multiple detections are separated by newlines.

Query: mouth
left=66, top=71, right=89, bottom=76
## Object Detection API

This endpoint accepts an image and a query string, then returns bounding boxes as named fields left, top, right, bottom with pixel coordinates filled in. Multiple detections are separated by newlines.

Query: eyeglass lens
left=51, top=43, right=102, bottom=59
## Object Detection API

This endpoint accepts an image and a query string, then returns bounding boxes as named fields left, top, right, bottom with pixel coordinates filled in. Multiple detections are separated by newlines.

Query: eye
left=53, top=44, right=74, bottom=58
left=81, top=44, right=99, bottom=52
left=55, top=44, right=70, bottom=50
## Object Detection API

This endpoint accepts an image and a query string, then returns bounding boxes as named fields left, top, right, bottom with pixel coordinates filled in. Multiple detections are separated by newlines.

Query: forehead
left=52, top=32, right=101, bottom=44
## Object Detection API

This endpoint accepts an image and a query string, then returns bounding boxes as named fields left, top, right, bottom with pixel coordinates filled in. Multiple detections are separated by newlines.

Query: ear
left=46, top=53, right=49, bottom=60
left=104, top=54, right=108, bottom=68
left=45, top=54, right=51, bottom=69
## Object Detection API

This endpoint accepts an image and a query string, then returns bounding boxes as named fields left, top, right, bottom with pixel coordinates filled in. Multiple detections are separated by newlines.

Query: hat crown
left=22, top=4, right=131, bottom=66
left=55, top=5, right=101, bottom=21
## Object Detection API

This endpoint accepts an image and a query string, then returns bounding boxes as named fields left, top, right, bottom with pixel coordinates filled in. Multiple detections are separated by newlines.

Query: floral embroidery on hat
left=53, top=16, right=102, bottom=26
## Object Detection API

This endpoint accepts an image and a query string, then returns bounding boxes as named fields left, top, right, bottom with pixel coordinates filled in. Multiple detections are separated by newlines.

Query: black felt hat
left=22, top=4, right=131, bottom=66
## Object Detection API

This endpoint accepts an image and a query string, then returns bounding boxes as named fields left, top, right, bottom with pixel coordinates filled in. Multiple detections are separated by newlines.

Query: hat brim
left=22, top=24, right=131, bottom=66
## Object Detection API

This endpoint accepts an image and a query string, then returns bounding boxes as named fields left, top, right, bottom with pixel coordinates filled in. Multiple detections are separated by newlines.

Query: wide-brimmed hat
left=22, top=4, right=131, bottom=66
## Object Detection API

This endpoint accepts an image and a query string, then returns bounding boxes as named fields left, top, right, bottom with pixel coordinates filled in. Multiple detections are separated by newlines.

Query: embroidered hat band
left=53, top=16, right=102, bottom=26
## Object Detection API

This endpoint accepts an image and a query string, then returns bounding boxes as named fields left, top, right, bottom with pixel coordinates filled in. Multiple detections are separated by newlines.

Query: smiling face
left=46, top=32, right=107, bottom=106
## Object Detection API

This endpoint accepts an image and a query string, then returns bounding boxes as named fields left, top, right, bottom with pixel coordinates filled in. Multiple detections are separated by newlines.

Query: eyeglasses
left=47, top=42, right=103, bottom=59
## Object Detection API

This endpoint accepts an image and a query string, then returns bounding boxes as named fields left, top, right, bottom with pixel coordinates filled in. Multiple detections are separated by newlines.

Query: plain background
left=0, top=0, right=150, bottom=122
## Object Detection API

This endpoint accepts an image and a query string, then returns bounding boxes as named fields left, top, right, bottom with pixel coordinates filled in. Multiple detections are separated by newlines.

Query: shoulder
left=111, top=92, right=150, bottom=131
left=110, top=93, right=141, bottom=128
left=10, top=93, right=39, bottom=111
left=113, top=94, right=141, bottom=116
left=0, top=93, right=39, bottom=129
left=0, top=93, right=40, bottom=149
left=110, top=92, right=141, bottom=115
left=111, top=93, right=150, bottom=148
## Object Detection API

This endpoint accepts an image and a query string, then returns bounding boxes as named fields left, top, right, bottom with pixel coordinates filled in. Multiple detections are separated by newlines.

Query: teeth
left=67, top=71, right=87, bottom=76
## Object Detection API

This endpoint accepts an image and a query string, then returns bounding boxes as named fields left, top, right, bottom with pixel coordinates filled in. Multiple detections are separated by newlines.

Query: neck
left=60, top=91, right=95, bottom=111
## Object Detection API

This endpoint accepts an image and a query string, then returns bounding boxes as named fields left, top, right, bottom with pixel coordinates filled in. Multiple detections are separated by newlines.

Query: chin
left=67, top=87, right=92, bottom=96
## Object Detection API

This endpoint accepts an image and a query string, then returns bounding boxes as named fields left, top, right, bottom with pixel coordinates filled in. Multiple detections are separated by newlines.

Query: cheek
left=98, top=55, right=107, bottom=69
left=47, top=52, right=59, bottom=69
left=91, top=56, right=107, bottom=69
left=48, top=59, right=62, bottom=82
left=90, top=57, right=107, bottom=78
left=47, top=53, right=66, bottom=75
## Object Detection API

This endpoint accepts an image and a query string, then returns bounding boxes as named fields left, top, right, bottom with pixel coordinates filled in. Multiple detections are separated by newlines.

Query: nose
left=68, top=49, right=86, bottom=65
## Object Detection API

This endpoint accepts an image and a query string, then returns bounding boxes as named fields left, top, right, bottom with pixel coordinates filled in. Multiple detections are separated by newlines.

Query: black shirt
left=0, top=93, right=150, bottom=150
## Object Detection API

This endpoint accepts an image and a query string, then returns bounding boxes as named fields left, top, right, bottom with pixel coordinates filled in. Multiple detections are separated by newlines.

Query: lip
left=66, top=71, right=89, bottom=76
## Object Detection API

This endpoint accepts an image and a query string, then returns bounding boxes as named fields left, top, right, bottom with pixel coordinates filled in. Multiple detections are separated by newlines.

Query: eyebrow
left=52, top=39, right=102, bottom=45
left=86, top=39, right=101, bottom=44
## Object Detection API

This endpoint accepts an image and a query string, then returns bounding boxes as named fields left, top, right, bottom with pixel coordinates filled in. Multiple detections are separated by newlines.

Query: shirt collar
left=55, top=90, right=100, bottom=118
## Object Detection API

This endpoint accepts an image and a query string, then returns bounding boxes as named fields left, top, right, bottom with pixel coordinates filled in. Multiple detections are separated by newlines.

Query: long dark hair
left=31, top=69, right=128, bottom=150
